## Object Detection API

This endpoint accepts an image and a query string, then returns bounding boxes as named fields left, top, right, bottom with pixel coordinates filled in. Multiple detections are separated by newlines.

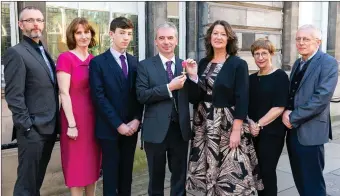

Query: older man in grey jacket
left=282, top=24, right=338, bottom=196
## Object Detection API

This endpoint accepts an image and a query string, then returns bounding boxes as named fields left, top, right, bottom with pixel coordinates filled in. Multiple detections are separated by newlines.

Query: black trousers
left=99, top=133, right=138, bottom=196
left=13, top=128, right=56, bottom=196
left=254, top=133, right=285, bottom=196
left=286, top=129, right=326, bottom=196
left=144, top=121, right=188, bottom=196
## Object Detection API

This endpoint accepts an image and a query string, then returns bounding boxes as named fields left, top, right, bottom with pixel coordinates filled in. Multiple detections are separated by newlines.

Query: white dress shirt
left=159, top=53, right=176, bottom=98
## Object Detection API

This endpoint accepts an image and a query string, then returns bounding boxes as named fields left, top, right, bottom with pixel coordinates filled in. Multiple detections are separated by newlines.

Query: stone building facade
left=1, top=1, right=340, bottom=195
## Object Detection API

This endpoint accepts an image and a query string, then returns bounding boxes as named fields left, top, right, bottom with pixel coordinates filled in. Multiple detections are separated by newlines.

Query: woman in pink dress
left=56, top=17, right=101, bottom=196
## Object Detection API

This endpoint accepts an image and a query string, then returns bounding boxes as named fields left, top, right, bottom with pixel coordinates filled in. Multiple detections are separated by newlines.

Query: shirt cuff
left=189, top=75, right=199, bottom=83
left=167, top=84, right=173, bottom=98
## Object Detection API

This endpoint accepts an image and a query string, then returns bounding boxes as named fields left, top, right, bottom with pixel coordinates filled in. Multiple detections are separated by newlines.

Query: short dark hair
left=109, top=17, right=134, bottom=32
left=19, top=6, right=42, bottom=20
left=205, top=20, right=239, bottom=61
left=250, top=38, right=276, bottom=56
left=66, top=17, right=97, bottom=50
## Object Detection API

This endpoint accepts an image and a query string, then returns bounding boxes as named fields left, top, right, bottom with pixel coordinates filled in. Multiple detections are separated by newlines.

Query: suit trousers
left=13, top=127, right=56, bottom=196
left=99, top=133, right=138, bottom=196
left=286, top=129, right=326, bottom=196
left=144, top=121, right=189, bottom=196
left=254, top=133, right=285, bottom=196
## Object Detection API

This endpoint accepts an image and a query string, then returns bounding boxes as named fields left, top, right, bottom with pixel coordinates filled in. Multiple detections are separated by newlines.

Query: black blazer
left=89, top=49, right=143, bottom=140
left=192, top=55, right=249, bottom=120
left=4, top=39, right=59, bottom=140
left=136, top=54, right=199, bottom=143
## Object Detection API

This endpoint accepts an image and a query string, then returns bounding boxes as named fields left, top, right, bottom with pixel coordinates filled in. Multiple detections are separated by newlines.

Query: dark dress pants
left=286, top=129, right=326, bottom=196
left=254, top=133, right=285, bottom=196
left=13, top=127, right=56, bottom=196
left=144, top=121, right=189, bottom=196
left=99, top=133, right=138, bottom=196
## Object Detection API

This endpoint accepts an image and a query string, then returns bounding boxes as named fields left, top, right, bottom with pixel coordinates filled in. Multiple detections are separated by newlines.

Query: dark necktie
left=119, top=55, right=128, bottom=78
left=166, top=61, right=174, bottom=81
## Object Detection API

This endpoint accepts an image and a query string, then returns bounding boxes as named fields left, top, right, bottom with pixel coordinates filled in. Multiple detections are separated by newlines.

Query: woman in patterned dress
left=186, top=20, right=263, bottom=195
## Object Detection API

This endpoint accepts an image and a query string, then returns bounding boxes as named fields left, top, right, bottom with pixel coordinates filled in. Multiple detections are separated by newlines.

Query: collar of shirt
left=110, top=47, right=127, bottom=68
left=300, top=48, right=318, bottom=63
left=159, top=53, right=176, bottom=72
left=23, top=35, right=43, bottom=50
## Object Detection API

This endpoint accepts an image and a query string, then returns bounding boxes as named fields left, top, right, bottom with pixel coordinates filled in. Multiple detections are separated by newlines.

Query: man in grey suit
left=136, top=22, right=199, bottom=196
left=4, top=6, right=59, bottom=196
left=282, top=24, right=338, bottom=196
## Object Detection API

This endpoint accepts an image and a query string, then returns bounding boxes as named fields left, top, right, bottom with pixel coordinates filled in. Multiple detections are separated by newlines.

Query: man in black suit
left=89, top=17, right=143, bottom=196
left=136, top=21, right=199, bottom=196
left=3, top=6, right=59, bottom=196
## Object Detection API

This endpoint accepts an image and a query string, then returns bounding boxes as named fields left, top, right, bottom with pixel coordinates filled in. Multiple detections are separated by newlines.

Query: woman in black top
left=248, top=38, right=290, bottom=196
left=186, top=20, right=263, bottom=195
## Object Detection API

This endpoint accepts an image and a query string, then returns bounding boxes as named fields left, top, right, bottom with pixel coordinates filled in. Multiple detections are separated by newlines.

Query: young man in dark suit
left=4, top=6, right=59, bottom=196
left=136, top=21, right=199, bottom=196
left=89, top=17, right=143, bottom=196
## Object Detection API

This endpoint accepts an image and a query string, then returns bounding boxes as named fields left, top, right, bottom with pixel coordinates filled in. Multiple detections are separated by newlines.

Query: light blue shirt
left=110, top=47, right=128, bottom=72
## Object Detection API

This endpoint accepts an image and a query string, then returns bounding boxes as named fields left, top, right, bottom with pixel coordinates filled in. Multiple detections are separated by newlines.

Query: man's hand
left=168, top=75, right=187, bottom=91
left=282, top=110, right=293, bottom=129
left=185, top=58, right=198, bottom=80
left=117, top=123, right=134, bottom=136
left=127, top=119, right=140, bottom=133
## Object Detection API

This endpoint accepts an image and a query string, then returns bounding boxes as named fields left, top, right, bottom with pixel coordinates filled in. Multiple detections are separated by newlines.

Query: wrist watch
left=256, top=122, right=263, bottom=129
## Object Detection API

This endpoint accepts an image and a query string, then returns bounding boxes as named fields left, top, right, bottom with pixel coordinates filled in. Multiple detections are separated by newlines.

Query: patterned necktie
left=166, top=61, right=174, bottom=81
left=119, top=55, right=128, bottom=78
left=299, top=60, right=306, bottom=71
left=38, top=46, right=54, bottom=81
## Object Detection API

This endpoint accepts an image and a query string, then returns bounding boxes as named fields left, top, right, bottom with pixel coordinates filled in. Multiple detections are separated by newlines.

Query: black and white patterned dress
left=186, top=62, right=264, bottom=196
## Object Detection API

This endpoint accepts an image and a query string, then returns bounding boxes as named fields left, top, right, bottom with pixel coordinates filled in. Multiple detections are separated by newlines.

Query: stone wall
left=201, top=1, right=284, bottom=73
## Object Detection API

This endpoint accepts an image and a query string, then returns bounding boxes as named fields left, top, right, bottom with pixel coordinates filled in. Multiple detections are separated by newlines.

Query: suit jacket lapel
left=290, top=60, right=300, bottom=81
left=297, top=50, right=322, bottom=92
left=126, top=53, right=136, bottom=89
left=22, top=40, right=54, bottom=83
left=103, top=49, right=124, bottom=90
left=153, top=54, right=168, bottom=84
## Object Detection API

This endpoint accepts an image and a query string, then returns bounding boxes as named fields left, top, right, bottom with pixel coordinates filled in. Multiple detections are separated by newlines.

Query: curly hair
left=66, top=17, right=97, bottom=50
left=205, top=20, right=239, bottom=61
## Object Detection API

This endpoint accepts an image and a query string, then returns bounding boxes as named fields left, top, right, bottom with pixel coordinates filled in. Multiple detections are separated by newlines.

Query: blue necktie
left=38, top=46, right=54, bottom=81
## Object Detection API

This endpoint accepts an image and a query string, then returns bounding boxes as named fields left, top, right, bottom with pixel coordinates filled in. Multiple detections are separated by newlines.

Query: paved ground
left=58, top=124, right=340, bottom=196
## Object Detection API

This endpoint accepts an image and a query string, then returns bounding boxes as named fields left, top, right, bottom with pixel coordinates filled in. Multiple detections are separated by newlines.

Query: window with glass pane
left=1, top=3, right=11, bottom=87
left=112, top=13, right=139, bottom=57
left=81, top=10, right=110, bottom=56
left=46, top=7, right=78, bottom=61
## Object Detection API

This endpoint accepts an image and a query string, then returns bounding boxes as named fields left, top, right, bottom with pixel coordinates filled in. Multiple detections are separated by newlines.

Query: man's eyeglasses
left=295, top=37, right=317, bottom=43
left=21, top=18, right=45, bottom=23
left=254, top=52, right=269, bottom=59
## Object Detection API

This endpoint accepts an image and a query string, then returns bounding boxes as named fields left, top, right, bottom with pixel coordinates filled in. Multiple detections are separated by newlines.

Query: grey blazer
left=4, top=39, right=59, bottom=140
left=136, top=54, right=200, bottom=143
left=289, top=50, right=338, bottom=146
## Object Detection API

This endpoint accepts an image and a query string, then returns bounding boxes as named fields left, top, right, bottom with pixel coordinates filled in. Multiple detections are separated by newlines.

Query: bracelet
left=256, top=122, right=263, bottom=130
left=68, top=125, right=76, bottom=128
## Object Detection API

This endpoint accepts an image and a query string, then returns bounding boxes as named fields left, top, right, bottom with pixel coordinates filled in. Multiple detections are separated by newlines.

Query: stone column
left=327, top=2, right=340, bottom=60
left=17, top=2, right=47, bottom=45
left=197, top=2, right=209, bottom=61
left=186, top=2, right=198, bottom=60
left=282, top=2, right=299, bottom=71
left=145, top=2, right=167, bottom=58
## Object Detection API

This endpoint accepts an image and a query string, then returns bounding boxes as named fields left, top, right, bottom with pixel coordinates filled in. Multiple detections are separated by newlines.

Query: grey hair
left=19, top=6, right=42, bottom=20
left=155, top=21, right=178, bottom=40
left=298, top=24, right=322, bottom=40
